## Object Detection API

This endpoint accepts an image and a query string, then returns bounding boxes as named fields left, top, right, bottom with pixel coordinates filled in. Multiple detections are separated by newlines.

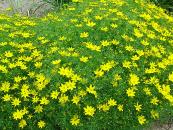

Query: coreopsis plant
left=0, top=0, right=173, bottom=129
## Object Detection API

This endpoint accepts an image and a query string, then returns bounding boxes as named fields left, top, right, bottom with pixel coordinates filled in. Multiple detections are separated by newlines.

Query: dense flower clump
left=0, top=0, right=173, bottom=129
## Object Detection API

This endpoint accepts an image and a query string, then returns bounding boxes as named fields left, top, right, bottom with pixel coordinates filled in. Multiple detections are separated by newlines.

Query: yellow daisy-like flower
left=72, top=95, right=80, bottom=105
left=151, top=110, right=159, bottom=119
left=52, top=59, right=61, bottom=65
left=19, top=119, right=27, bottom=128
left=150, top=97, right=159, bottom=105
left=134, top=103, right=142, bottom=111
left=129, top=73, right=140, bottom=86
left=1, top=81, right=10, bottom=92
left=84, top=105, right=96, bottom=117
left=86, top=21, right=96, bottom=27
left=122, top=61, right=131, bottom=69
left=107, top=98, right=117, bottom=107
left=86, top=85, right=97, bottom=98
left=2, top=94, right=11, bottom=101
left=70, top=115, right=80, bottom=126
left=80, top=32, right=89, bottom=38
left=168, top=72, right=173, bottom=82
left=126, top=88, right=136, bottom=97
left=34, top=105, right=43, bottom=113
left=94, top=69, right=104, bottom=78
left=13, top=109, right=25, bottom=120
left=117, top=104, right=123, bottom=112
left=38, top=120, right=46, bottom=128
left=80, top=56, right=89, bottom=63
left=50, top=90, right=59, bottom=99
left=138, top=115, right=146, bottom=125
left=40, top=97, right=49, bottom=105
left=4, top=51, right=13, bottom=57
left=12, top=98, right=21, bottom=107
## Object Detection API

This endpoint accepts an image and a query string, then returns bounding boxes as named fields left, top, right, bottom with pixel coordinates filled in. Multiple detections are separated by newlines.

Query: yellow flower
left=78, top=90, right=87, bottom=97
left=125, top=45, right=134, bottom=51
left=34, top=62, right=42, bottom=68
left=134, top=103, right=142, bottom=111
left=131, top=55, right=140, bottom=61
left=12, top=98, right=21, bottom=107
left=4, top=51, right=13, bottom=57
left=59, top=36, right=67, bottom=41
left=86, top=85, right=97, bottom=98
left=28, top=71, right=35, bottom=78
left=143, top=87, right=152, bottom=96
left=38, top=120, right=46, bottom=128
left=117, top=104, right=123, bottom=111
left=138, top=115, right=146, bottom=125
left=101, top=27, right=108, bottom=32
left=94, top=69, right=104, bottom=77
left=101, top=40, right=110, bottom=47
left=80, top=32, right=89, bottom=38
left=101, top=104, right=110, bottom=112
left=14, top=76, right=22, bottom=83
left=140, top=13, right=151, bottom=21
left=114, top=74, right=122, bottom=81
left=151, top=110, right=159, bottom=119
left=32, top=96, right=39, bottom=103
left=168, top=72, right=173, bottom=82
left=84, top=105, right=96, bottom=117
left=141, top=40, right=149, bottom=46
left=126, top=88, right=136, bottom=97
left=59, top=94, right=69, bottom=104
left=150, top=97, right=159, bottom=105
left=58, top=67, right=74, bottom=78
left=100, top=61, right=115, bottom=71
left=37, top=36, right=45, bottom=40
left=111, top=39, right=119, bottom=45
left=95, top=15, right=103, bottom=20
left=86, top=21, right=96, bottom=27
left=2, top=94, right=11, bottom=101
left=52, top=59, right=61, bottom=65
left=85, top=42, right=101, bottom=52
left=40, top=97, right=49, bottom=105
left=134, top=28, right=143, bottom=38
left=13, top=109, right=25, bottom=120
left=1, top=81, right=10, bottom=92
left=111, top=23, right=118, bottom=28
left=80, top=56, right=89, bottom=63
left=60, top=81, right=76, bottom=93
left=70, top=115, right=80, bottom=126
left=0, top=65, right=8, bottom=73
left=107, top=98, right=117, bottom=106
left=129, top=73, right=140, bottom=86
left=34, top=105, right=43, bottom=113
left=72, top=95, right=80, bottom=105
left=19, top=119, right=27, bottom=128
left=51, top=90, right=59, bottom=99
left=122, top=61, right=131, bottom=69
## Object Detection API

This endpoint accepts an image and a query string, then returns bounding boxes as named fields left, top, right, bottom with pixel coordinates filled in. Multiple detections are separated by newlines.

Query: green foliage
left=150, top=0, right=173, bottom=12
left=41, top=0, right=72, bottom=9
left=0, top=0, right=173, bottom=130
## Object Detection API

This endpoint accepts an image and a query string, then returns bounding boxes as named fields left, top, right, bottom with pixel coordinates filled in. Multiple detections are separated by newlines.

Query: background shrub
left=150, top=0, right=173, bottom=12
left=41, top=0, right=72, bottom=9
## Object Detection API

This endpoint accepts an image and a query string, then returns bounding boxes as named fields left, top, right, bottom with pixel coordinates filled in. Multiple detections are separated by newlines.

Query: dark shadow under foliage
left=151, top=0, right=173, bottom=13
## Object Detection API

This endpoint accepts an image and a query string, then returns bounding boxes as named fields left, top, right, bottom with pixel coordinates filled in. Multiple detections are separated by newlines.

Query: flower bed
left=0, top=0, right=173, bottom=129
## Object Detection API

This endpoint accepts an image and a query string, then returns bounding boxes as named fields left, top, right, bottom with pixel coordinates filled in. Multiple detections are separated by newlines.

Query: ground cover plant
left=0, top=0, right=173, bottom=129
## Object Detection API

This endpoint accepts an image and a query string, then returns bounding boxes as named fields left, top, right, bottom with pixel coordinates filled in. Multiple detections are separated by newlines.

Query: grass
left=0, top=0, right=173, bottom=129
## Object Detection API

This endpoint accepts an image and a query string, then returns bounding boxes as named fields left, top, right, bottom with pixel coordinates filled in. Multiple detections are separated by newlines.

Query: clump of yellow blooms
left=0, top=0, right=173, bottom=129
